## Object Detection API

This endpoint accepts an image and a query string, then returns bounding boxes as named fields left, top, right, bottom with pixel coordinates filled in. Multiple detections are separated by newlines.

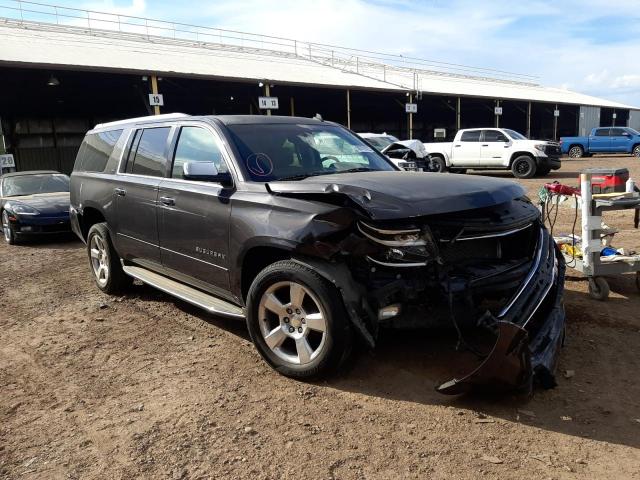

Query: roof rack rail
left=94, top=113, right=190, bottom=129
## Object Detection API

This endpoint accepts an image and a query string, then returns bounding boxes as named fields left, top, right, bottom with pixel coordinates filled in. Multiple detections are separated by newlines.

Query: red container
left=581, top=168, right=629, bottom=194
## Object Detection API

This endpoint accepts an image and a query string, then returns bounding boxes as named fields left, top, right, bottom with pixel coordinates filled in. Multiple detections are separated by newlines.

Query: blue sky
left=36, top=0, right=640, bottom=106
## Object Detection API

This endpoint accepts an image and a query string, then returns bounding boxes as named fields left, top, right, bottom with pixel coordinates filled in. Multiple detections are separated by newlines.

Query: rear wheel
left=87, top=223, right=132, bottom=294
left=633, top=145, right=640, bottom=157
left=246, top=260, right=352, bottom=379
left=511, top=155, right=537, bottom=179
left=2, top=211, right=16, bottom=245
left=568, top=145, right=584, bottom=158
left=430, top=155, right=447, bottom=173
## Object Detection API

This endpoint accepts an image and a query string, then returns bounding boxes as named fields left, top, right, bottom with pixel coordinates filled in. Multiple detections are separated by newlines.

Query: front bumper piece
left=437, top=227, right=566, bottom=394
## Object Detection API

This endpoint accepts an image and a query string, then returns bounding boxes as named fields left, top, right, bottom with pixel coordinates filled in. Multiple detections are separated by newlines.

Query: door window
left=610, top=128, right=626, bottom=136
left=171, top=127, right=227, bottom=179
left=460, top=130, right=481, bottom=142
left=127, top=127, right=171, bottom=177
left=594, top=129, right=610, bottom=137
left=482, top=130, right=508, bottom=142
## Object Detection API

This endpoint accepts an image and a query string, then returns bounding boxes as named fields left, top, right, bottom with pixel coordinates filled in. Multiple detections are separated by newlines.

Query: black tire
left=430, top=155, right=448, bottom=173
left=588, top=277, right=610, bottom=301
left=2, top=210, right=17, bottom=245
left=568, top=145, right=584, bottom=158
left=86, top=222, right=132, bottom=294
left=511, top=155, right=537, bottom=179
left=537, top=166, right=551, bottom=176
left=246, top=260, right=352, bottom=379
left=633, top=145, right=640, bottom=157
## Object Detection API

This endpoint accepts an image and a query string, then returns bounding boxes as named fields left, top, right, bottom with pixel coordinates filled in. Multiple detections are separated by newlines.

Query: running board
left=123, top=265, right=245, bottom=319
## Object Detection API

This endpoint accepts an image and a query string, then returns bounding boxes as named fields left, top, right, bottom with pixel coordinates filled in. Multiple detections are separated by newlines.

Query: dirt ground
left=1, top=155, right=640, bottom=480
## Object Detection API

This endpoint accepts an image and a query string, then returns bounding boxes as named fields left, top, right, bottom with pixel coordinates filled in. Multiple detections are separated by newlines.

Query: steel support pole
left=527, top=102, right=532, bottom=138
left=408, top=93, right=413, bottom=139
left=456, top=97, right=461, bottom=130
left=495, top=99, right=500, bottom=128
left=553, top=104, right=558, bottom=141
left=290, top=96, right=295, bottom=116
left=151, top=74, right=160, bottom=116
left=265, top=84, right=271, bottom=116
left=346, top=89, right=351, bottom=130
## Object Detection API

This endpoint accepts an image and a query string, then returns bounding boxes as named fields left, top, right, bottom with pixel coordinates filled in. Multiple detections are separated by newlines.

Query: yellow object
left=560, top=243, right=582, bottom=258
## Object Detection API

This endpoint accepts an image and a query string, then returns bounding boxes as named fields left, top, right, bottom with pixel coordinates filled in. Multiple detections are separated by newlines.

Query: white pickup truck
left=423, top=128, right=562, bottom=178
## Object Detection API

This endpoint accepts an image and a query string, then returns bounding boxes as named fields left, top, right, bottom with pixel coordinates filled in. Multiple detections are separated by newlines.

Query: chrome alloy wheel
left=90, top=234, right=109, bottom=287
left=258, top=281, right=328, bottom=365
left=2, top=211, right=10, bottom=242
left=569, top=146, right=583, bottom=158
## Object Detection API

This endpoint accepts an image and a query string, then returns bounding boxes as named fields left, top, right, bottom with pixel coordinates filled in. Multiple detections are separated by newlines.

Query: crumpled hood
left=5, top=192, right=70, bottom=215
left=268, top=172, right=525, bottom=220
left=382, top=140, right=428, bottom=158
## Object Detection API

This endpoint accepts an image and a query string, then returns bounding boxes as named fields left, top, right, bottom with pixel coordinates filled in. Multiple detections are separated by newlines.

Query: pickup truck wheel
left=87, top=223, right=132, bottom=294
left=511, top=155, right=537, bottom=179
left=568, top=145, right=584, bottom=158
left=430, top=156, right=447, bottom=173
left=2, top=211, right=17, bottom=245
left=633, top=145, right=640, bottom=157
left=246, top=260, right=352, bottom=379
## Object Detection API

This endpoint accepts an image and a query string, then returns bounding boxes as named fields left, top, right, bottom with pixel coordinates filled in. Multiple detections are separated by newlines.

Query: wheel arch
left=509, top=151, right=535, bottom=166
left=239, top=245, right=293, bottom=302
left=77, top=206, right=106, bottom=241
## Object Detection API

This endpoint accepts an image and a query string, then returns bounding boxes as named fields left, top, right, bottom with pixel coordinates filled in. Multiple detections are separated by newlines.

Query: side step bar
left=123, top=265, right=245, bottom=319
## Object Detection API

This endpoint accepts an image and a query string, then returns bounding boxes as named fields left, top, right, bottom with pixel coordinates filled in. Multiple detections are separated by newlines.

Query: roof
left=1, top=170, right=61, bottom=178
left=0, top=13, right=637, bottom=110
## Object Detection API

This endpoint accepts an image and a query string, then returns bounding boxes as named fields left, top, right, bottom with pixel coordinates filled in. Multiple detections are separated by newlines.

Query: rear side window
left=482, top=130, right=508, bottom=142
left=594, top=129, right=610, bottom=137
left=171, top=126, right=227, bottom=179
left=74, top=129, right=123, bottom=172
left=460, top=130, right=481, bottom=142
left=126, top=127, right=171, bottom=177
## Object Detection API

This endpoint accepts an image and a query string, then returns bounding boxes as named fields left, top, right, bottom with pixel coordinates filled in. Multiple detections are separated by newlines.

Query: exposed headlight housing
left=8, top=203, right=40, bottom=216
left=358, top=221, right=435, bottom=267
left=534, top=144, right=547, bottom=153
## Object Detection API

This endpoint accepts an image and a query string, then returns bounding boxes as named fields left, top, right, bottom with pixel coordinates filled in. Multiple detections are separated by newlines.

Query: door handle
left=159, top=196, right=175, bottom=206
left=454, top=144, right=461, bottom=147
left=482, top=144, right=489, bottom=147
left=114, top=187, right=126, bottom=196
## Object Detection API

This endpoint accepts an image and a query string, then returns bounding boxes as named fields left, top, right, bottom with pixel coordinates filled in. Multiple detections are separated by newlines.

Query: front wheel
left=430, top=156, right=447, bottom=173
left=87, top=223, right=132, bottom=294
left=511, top=155, right=537, bottom=179
left=246, top=260, right=352, bottom=379
left=2, top=211, right=17, bottom=245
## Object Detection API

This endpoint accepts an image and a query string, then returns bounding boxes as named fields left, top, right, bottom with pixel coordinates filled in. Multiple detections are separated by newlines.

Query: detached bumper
left=438, top=228, right=566, bottom=394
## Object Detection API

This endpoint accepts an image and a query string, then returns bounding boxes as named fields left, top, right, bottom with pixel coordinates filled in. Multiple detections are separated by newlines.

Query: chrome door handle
left=159, top=196, right=175, bottom=206
left=114, top=187, right=126, bottom=196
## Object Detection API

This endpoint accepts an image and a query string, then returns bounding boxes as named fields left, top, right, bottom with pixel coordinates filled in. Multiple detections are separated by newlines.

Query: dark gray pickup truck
left=70, top=114, right=565, bottom=394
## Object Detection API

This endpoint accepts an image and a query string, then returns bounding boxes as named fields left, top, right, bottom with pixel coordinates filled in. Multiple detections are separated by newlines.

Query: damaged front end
left=350, top=198, right=566, bottom=394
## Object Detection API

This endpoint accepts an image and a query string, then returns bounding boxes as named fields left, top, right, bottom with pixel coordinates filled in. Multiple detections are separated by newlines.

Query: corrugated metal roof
left=0, top=18, right=636, bottom=110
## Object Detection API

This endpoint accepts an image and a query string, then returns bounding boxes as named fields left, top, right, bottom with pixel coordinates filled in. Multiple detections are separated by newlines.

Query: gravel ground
left=1, top=155, right=640, bottom=479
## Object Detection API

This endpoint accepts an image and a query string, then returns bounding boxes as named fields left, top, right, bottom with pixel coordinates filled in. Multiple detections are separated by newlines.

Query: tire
left=633, top=145, right=640, bottom=157
left=537, top=166, right=551, bottom=176
left=588, top=277, right=610, bottom=301
left=2, top=210, right=17, bottom=245
left=246, top=260, right=352, bottom=379
left=511, top=155, right=537, bottom=179
left=568, top=145, right=584, bottom=158
left=430, top=155, right=448, bottom=173
left=86, top=222, right=132, bottom=294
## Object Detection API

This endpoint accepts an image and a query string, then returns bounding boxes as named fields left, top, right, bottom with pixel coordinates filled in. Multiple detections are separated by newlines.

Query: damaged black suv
left=70, top=114, right=565, bottom=394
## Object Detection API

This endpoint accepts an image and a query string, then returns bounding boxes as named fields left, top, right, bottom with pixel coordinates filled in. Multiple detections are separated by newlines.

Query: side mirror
left=183, top=161, right=230, bottom=184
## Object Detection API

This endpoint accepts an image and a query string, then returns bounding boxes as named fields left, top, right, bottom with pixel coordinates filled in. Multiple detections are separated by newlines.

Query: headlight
left=358, top=221, right=435, bottom=267
left=534, top=144, right=546, bottom=152
left=9, top=203, right=40, bottom=215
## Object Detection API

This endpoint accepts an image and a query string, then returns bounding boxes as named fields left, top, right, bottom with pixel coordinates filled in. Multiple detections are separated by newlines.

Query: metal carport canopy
left=0, top=19, right=637, bottom=111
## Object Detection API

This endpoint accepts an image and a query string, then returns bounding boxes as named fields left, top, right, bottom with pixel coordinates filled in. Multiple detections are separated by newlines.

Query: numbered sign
left=148, top=94, right=164, bottom=106
left=258, top=97, right=279, bottom=110
left=494, top=107, right=503, bottom=115
left=405, top=103, right=418, bottom=114
left=0, top=154, right=15, bottom=168
left=554, top=109, right=560, bottom=117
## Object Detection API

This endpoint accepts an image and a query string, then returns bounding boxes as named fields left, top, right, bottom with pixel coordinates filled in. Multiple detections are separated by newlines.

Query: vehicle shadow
left=467, top=170, right=581, bottom=180
left=17, top=233, right=81, bottom=249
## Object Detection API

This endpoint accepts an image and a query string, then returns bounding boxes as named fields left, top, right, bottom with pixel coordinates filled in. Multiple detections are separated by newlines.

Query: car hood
left=382, top=140, right=428, bottom=158
left=267, top=172, right=525, bottom=220
left=4, top=192, right=70, bottom=215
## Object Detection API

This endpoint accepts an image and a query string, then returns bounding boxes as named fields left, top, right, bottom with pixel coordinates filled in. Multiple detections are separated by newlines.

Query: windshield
left=363, top=135, right=400, bottom=150
left=2, top=174, right=70, bottom=197
left=504, top=129, right=527, bottom=140
left=226, top=123, right=396, bottom=181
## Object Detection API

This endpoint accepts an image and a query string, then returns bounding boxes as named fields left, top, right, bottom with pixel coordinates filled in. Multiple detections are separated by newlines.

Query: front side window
left=226, top=123, right=395, bottom=181
left=483, top=130, right=508, bottom=142
left=610, top=128, right=627, bottom=136
left=594, top=129, right=610, bottom=137
left=460, top=130, right=481, bottom=142
left=127, top=127, right=171, bottom=177
left=2, top=174, right=70, bottom=197
left=172, top=127, right=227, bottom=179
